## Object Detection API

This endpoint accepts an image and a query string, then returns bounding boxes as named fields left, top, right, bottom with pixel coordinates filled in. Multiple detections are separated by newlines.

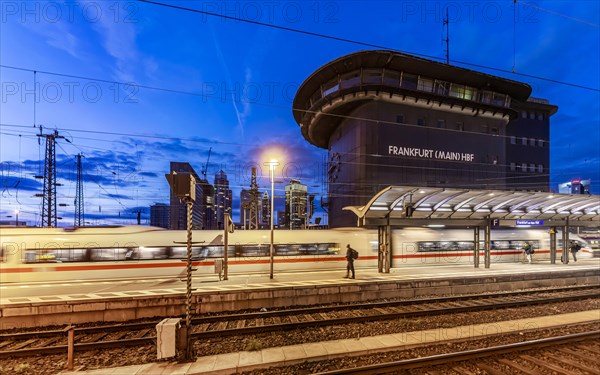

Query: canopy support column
left=562, top=217, right=570, bottom=264
left=473, top=226, right=480, bottom=268
left=484, top=221, right=491, bottom=269
left=378, top=222, right=392, bottom=273
left=549, top=227, right=557, bottom=264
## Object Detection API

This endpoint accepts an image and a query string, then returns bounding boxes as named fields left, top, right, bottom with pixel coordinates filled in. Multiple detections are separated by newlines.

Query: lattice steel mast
left=36, top=129, right=64, bottom=227
left=75, top=153, right=84, bottom=226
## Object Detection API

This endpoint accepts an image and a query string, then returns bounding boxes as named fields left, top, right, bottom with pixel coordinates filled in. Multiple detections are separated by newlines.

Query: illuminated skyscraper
left=285, top=179, right=308, bottom=229
left=260, top=191, right=270, bottom=226
left=214, top=170, right=232, bottom=230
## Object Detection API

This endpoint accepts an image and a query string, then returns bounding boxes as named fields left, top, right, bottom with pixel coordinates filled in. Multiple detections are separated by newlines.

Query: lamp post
left=268, top=160, right=278, bottom=279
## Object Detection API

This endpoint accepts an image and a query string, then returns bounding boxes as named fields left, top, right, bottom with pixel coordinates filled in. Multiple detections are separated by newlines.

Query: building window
left=417, top=78, right=434, bottom=92
left=537, top=113, right=544, bottom=120
left=529, top=138, right=536, bottom=146
left=456, top=122, right=464, bottom=131
left=491, top=127, right=499, bottom=135
left=480, top=91, right=493, bottom=104
left=510, top=163, right=516, bottom=171
left=435, top=80, right=449, bottom=96
left=529, top=112, right=535, bottom=120
left=538, top=164, right=543, bottom=173
left=529, top=164, right=535, bottom=172
left=401, top=73, right=418, bottom=90
left=449, top=84, right=464, bottom=98
left=510, top=136, right=516, bottom=144
left=417, top=118, right=425, bottom=126
left=463, top=87, right=475, bottom=100
left=521, top=111, right=527, bottom=119
left=437, top=120, right=445, bottom=128
left=396, top=114, right=404, bottom=124
left=537, top=139, right=544, bottom=147
left=521, top=163, right=527, bottom=171
left=521, top=137, right=527, bottom=145
left=492, top=93, right=508, bottom=107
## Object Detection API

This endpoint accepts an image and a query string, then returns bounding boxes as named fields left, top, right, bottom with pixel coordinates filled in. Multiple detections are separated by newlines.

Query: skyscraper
left=150, top=203, right=169, bottom=228
left=260, top=191, right=270, bottom=227
left=285, top=179, right=308, bottom=229
left=214, top=170, right=232, bottom=230
left=199, top=180, right=216, bottom=230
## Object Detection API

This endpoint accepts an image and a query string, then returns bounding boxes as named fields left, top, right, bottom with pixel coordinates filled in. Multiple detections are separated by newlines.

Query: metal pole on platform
left=184, top=200, right=193, bottom=359
left=550, top=227, right=557, bottom=264
left=474, top=226, right=480, bottom=268
left=484, top=222, right=491, bottom=269
left=164, top=171, right=196, bottom=361
left=223, top=212, right=230, bottom=280
left=268, top=160, right=278, bottom=279
left=563, top=218, right=570, bottom=264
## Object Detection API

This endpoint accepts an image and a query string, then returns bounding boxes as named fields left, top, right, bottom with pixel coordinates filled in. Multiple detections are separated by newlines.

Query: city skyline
left=1, top=1, right=598, bottom=227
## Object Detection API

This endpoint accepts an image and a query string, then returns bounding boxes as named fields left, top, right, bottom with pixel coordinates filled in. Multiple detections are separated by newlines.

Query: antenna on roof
left=443, top=7, right=450, bottom=64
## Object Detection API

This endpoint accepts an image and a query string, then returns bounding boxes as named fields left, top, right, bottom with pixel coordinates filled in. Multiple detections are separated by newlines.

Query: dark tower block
left=293, top=51, right=556, bottom=227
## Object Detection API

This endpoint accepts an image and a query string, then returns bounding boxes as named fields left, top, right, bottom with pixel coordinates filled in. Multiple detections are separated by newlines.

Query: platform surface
left=2, top=259, right=599, bottom=305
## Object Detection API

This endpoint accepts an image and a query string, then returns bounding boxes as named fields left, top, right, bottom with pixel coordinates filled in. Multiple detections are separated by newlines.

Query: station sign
left=516, top=220, right=544, bottom=226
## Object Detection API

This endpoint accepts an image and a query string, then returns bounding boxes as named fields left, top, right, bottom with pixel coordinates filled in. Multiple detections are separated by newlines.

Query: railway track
left=1, top=285, right=598, bottom=358
left=314, top=331, right=600, bottom=374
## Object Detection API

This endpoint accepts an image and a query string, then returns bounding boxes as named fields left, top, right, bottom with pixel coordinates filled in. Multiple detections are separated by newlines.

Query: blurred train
left=0, top=225, right=593, bottom=283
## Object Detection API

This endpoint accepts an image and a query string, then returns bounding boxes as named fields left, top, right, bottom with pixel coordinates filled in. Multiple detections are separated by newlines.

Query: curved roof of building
left=294, top=51, right=532, bottom=119
left=293, top=50, right=535, bottom=149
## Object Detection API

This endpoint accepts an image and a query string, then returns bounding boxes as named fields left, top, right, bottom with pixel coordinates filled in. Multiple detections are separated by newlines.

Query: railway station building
left=292, top=50, right=558, bottom=228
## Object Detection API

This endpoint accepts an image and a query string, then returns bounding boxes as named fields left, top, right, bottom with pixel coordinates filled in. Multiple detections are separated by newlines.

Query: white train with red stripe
left=0, top=225, right=592, bottom=283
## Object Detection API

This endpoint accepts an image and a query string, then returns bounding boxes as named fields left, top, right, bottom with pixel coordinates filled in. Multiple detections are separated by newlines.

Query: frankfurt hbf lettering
left=388, top=145, right=475, bottom=162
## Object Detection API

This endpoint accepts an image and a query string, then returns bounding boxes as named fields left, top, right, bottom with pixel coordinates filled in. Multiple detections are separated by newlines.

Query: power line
left=518, top=1, right=599, bottom=28
left=137, top=0, right=599, bottom=93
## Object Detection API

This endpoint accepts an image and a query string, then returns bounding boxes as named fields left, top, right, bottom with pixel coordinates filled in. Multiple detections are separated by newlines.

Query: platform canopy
left=343, top=186, right=600, bottom=228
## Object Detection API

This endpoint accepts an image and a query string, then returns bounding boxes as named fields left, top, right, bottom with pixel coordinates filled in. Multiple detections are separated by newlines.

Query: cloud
left=86, top=0, right=139, bottom=82
left=0, top=174, right=41, bottom=193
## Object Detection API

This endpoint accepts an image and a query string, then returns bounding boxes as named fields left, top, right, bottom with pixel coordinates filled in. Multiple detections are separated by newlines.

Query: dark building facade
left=169, top=162, right=215, bottom=230
left=214, top=170, right=232, bottom=230
left=293, top=50, right=557, bottom=228
left=150, top=203, right=169, bottom=228
left=506, top=98, right=556, bottom=191
left=199, top=180, right=216, bottom=230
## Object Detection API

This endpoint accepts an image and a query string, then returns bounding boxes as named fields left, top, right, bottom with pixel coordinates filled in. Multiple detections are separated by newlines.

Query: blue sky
left=1, top=0, right=598, bottom=226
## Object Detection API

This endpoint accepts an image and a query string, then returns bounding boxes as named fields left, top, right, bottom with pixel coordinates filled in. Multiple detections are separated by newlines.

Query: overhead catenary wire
left=136, top=0, right=599, bottom=93
left=518, top=1, right=599, bottom=28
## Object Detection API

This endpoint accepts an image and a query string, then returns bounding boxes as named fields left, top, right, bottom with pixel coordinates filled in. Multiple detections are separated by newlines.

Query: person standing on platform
left=523, top=241, right=533, bottom=264
left=569, top=241, right=581, bottom=262
left=344, top=244, right=357, bottom=279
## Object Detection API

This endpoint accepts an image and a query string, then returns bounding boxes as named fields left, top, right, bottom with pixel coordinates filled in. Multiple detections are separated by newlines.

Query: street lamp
left=268, top=159, right=278, bottom=279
